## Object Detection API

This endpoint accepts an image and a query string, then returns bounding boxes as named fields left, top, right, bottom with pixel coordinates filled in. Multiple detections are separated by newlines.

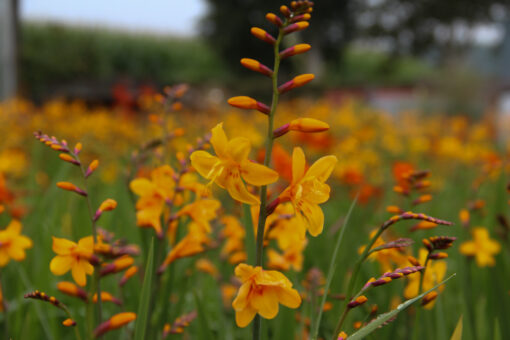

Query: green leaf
left=310, top=196, right=358, bottom=340
left=134, top=238, right=154, bottom=340
left=193, top=290, right=216, bottom=339
left=450, top=315, right=463, bottom=340
left=348, top=273, right=456, bottom=340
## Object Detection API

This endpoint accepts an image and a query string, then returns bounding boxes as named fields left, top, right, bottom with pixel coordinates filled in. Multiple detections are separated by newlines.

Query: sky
left=20, top=0, right=207, bottom=36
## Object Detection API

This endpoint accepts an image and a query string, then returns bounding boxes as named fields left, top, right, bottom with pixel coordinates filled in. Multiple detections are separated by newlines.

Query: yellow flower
left=0, top=220, right=32, bottom=266
left=190, top=123, right=278, bottom=205
left=176, top=199, right=221, bottom=234
left=267, top=240, right=306, bottom=272
left=130, top=165, right=176, bottom=237
left=404, top=249, right=446, bottom=309
left=459, top=227, right=501, bottom=267
left=359, top=230, right=409, bottom=274
left=232, top=263, right=301, bottom=327
left=50, top=236, right=95, bottom=287
left=279, top=147, right=337, bottom=236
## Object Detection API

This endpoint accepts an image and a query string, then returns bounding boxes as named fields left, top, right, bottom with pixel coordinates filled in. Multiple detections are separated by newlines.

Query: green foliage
left=20, top=23, right=228, bottom=99
left=134, top=238, right=154, bottom=340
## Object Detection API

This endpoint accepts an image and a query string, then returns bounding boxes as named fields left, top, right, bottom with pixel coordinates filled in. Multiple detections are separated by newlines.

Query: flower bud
left=57, top=281, right=88, bottom=301
left=94, top=199, right=118, bottom=221
left=283, top=21, right=309, bottom=35
left=265, top=13, right=283, bottom=27
left=289, top=118, right=329, bottom=133
left=278, top=74, right=314, bottom=94
left=59, top=153, right=80, bottom=166
left=228, top=96, right=270, bottom=115
left=421, top=291, right=438, bottom=306
left=119, top=266, right=139, bottom=286
left=279, top=44, right=311, bottom=59
left=94, top=312, right=136, bottom=337
left=85, top=159, right=99, bottom=178
left=56, top=182, right=87, bottom=197
left=240, top=58, right=273, bottom=77
left=100, top=255, right=135, bottom=277
left=250, top=27, right=276, bottom=45
left=62, top=318, right=76, bottom=327
left=280, top=5, right=291, bottom=17
left=347, top=295, right=368, bottom=308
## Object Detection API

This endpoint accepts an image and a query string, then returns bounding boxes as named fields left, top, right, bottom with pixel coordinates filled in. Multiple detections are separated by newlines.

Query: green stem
left=252, top=25, right=284, bottom=340
left=332, top=227, right=384, bottom=338
left=76, top=155, right=103, bottom=334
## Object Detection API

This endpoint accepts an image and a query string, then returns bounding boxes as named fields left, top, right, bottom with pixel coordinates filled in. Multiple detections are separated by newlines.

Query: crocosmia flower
left=0, top=220, right=32, bottom=266
left=232, top=263, right=301, bottom=327
left=50, top=236, right=95, bottom=286
left=190, top=123, right=278, bottom=205
left=459, top=227, right=501, bottom=267
left=279, top=147, right=337, bottom=236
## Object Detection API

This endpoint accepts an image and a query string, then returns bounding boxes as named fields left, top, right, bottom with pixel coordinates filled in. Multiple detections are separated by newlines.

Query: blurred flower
left=459, top=227, right=501, bottom=267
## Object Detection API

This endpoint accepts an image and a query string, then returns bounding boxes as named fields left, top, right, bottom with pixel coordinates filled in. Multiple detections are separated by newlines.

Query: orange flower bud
left=62, top=318, right=76, bottom=327
left=0, top=205, right=4, bottom=214
left=280, top=5, right=291, bottom=17
left=119, top=266, right=138, bottom=286
left=57, top=281, right=88, bottom=301
left=74, top=142, right=82, bottom=154
left=283, top=21, right=309, bottom=35
left=279, top=44, right=311, bottom=59
left=278, top=74, right=314, bottom=94
left=93, top=292, right=122, bottom=305
left=289, top=118, right=329, bottom=133
left=353, top=321, right=362, bottom=329
left=240, top=58, right=273, bottom=77
left=386, top=205, right=403, bottom=214
left=99, top=199, right=117, bottom=212
left=348, top=295, right=368, bottom=308
left=172, top=102, right=183, bottom=111
left=228, top=96, right=270, bottom=115
left=421, top=291, right=438, bottom=306
left=100, top=255, right=134, bottom=277
left=250, top=27, right=276, bottom=45
left=429, top=252, right=448, bottom=260
left=459, top=209, right=469, bottom=227
left=337, top=331, right=348, bottom=340
left=265, top=13, right=282, bottom=27
left=94, top=312, right=136, bottom=337
left=290, top=13, right=311, bottom=22
left=59, top=153, right=80, bottom=165
left=85, top=159, right=99, bottom=178
left=56, top=182, right=87, bottom=196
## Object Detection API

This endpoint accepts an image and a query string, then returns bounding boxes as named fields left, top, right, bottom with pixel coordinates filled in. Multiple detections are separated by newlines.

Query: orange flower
left=0, top=220, right=32, bottom=266
left=279, top=147, right=337, bottom=236
left=232, top=263, right=301, bottom=327
left=49, top=236, right=95, bottom=287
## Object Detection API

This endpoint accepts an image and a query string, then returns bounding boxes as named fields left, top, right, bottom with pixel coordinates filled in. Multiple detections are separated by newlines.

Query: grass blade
left=310, top=196, right=358, bottom=340
left=134, top=238, right=154, bottom=340
left=193, top=290, right=216, bottom=339
left=450, top=315, right=463, bottom=340
left=349, top=273, right=456, bottom=340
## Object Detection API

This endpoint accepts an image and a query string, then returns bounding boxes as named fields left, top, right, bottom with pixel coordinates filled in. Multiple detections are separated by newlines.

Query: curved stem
left=332, top=227, right=383, bottom=338
left=252, top=26, right=284, bottom=340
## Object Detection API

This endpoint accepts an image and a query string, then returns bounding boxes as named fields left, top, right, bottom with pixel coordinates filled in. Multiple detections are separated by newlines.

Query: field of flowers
left=1, top=1, right=509, bottom=340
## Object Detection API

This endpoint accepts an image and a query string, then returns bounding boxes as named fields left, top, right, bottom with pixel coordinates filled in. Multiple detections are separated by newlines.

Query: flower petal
left=129, top=178, right=155, bottom=197
left=210, top=123, right=229, bottom=158
left=226, top=170, right=260, bottom=205
left=306, top=155, right=337, bottom=182
left=52, top=237, right=76, bottom=255
left=232, top=282, right=252, bottom=311
left=235, top=306, right=257, bottom=328
left=241, top=160, right=279, bottom=186
left=292, top=147, right=306, bottom=184
left=190, top=151, right=220, bottom=179
left=277, top=287, right=301, bottom=308
left=50, top=255, right=73, bottom=275
left=299, top=201, right=324, bottom=237
left=71, top=261, right=87, bottom=286
left=251, top=288, right=279, bottom=319
left=227, top=137, right=251, bottom=163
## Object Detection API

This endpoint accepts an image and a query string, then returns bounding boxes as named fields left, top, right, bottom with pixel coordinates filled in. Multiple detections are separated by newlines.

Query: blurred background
left=1, top=0, right=510, bottom=123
